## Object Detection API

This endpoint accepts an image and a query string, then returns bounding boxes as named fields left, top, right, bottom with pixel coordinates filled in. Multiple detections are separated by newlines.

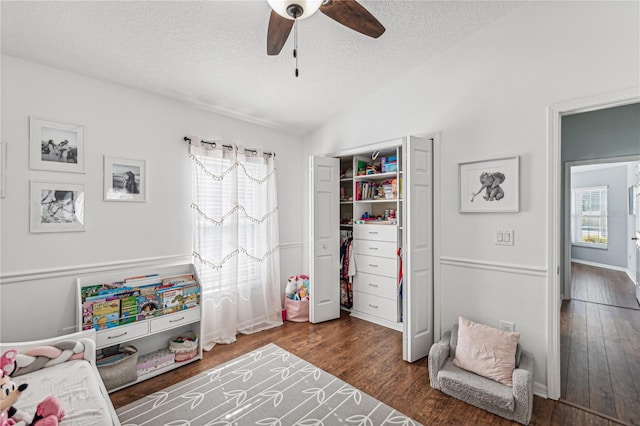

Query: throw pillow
left=452, top=316, right=520, bottom=386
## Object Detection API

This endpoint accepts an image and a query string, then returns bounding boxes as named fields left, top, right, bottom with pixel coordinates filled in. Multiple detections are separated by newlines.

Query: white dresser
left=351, top=224, right=401, bottom=330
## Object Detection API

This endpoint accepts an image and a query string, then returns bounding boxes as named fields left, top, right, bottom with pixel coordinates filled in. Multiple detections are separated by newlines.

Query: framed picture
left=459, top=156, right=519, bottom=213
left=30, top=117, right=85, bottom=173
left=104, top=156, right=147, bottom=202
left=30, top=181, right=85, bottom=233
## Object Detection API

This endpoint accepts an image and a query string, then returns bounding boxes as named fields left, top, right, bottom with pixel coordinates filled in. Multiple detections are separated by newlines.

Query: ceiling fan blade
left=320, top=0, right=385, bottom=39
left=267, top=10, right=294, bottom=55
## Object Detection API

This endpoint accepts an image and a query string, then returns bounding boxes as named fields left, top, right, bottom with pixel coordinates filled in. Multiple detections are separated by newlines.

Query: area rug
left=116, top=343, right=421, bottom=426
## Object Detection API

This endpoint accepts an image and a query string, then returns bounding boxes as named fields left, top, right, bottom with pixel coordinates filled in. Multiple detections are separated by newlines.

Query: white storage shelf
left=77, top=263, right=203, bottom=392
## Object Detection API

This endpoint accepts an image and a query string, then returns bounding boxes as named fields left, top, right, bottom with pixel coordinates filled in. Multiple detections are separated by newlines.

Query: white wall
left=0, top=55, right=304, bottom=341
left=302, top=1, right=639, bottom=393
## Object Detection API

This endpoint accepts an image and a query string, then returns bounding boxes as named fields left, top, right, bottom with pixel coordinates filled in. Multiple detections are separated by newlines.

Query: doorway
left=552, top=100, right=640, bottom=424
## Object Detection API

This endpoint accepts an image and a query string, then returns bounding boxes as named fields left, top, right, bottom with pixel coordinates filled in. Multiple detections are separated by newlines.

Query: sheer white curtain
left=190, top=142, right=282, bottom=351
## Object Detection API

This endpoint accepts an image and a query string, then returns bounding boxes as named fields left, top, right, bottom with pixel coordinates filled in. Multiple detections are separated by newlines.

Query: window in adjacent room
left=571, top=185, right=608, bottom=249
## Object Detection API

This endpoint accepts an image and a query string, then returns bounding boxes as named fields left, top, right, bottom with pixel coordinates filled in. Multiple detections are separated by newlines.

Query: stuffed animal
left=1, top=349, right=27, bottom=426
left=0, top=350, right=65, bottom=426
left=285, top=276, right=297, bottom=299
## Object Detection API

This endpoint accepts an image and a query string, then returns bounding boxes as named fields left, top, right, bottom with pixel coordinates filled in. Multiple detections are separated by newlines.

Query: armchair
left=429, top=324, right=534, bottom=425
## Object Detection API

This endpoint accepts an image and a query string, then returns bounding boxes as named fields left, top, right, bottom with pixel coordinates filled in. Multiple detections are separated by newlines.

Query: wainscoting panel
left=438, top=257, right=548, bottom=396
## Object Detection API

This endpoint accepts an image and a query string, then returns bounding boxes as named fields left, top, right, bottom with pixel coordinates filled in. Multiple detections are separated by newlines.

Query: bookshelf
left=76, top=263, right=203, bottom=392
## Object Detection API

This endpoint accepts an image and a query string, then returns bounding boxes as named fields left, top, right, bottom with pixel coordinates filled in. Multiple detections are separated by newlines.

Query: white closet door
left=403, top=136, right=433, bottom=362
left=309, top=155, right=340, bottom=323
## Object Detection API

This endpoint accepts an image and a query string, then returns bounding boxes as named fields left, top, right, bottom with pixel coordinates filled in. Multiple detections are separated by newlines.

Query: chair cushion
left=438, top=359, right=515, bottom=413
left=452, top=316, right=520, bottom=386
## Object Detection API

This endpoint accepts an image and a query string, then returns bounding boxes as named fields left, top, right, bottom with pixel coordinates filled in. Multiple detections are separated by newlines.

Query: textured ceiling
left=1, top=1, right=520, bottom=135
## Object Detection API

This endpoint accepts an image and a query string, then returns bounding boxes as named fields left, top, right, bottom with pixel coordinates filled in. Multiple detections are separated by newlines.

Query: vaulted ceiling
left=1, top=1, right=520, bottom=135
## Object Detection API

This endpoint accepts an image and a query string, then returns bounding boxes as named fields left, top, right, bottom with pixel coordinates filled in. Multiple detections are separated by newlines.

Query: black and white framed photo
left=459, top=156, right=519, bottom=213
left=29, top=117, right=85, bottom=173
left=30, top=181, right=85, bottom=233
left=104, top=156, right=146, bottom=202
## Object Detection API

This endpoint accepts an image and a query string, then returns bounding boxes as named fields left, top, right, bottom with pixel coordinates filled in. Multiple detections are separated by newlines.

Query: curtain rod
left=183, top=137, right=274, bottom=157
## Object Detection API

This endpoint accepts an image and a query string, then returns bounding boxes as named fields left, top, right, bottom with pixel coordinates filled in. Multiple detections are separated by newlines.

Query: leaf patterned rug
left=116, top=343, right=421, bottom=426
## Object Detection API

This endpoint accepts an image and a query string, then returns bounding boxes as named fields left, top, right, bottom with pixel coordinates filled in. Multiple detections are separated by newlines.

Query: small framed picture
left=30, top=117, right=85, bottom=173
left=459, top=156, right=519, bottom=213
left=30, top=181, right=85, bottom=233
left=104, top=156, right=147, bottom=202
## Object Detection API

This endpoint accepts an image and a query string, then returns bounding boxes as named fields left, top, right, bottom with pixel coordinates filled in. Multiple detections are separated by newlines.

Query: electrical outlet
left=500, top=320, right=515, bottom=332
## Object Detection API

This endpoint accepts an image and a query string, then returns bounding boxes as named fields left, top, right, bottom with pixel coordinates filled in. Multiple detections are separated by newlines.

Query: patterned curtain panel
left=190, top=143, right=282, bottom=351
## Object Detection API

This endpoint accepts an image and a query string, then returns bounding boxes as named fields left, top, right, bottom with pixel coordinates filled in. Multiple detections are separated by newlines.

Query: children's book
left=92, top=299, right=121, bottom=330
left=137, top=294, right=161, bottom=320
left=182, top=283, right=200, bottom=309
left=124, top=274, right=159, bottom=283
left=119, top=295, right=138, bottom=325
left=82, top=301, right=94, bottom=330
left=161, top=288, right=183, bottom=314
left=161, top=274, right=194, bottom=288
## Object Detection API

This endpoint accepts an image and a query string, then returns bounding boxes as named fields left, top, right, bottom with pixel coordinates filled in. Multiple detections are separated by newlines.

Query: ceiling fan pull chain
left=293, top=19, right=299, bottom=77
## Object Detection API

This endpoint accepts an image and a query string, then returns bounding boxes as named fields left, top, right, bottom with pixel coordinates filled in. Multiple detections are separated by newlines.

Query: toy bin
left=136, top=348, right=175, bottom=376
left=96, top=345, right=138, bottom=391
left=169, top=331, right=199, bottom=362
left=284, top=298, right=309, bottom=322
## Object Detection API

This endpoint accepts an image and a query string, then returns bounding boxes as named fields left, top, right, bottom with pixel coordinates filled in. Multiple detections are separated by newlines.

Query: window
left=571, top=185, right=608, bottom=249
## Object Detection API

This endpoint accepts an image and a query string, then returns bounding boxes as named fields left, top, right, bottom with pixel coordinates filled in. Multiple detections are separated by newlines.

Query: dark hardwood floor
left=561, top=263, right=640, bottom=425
left=570, top=262, right=639, bottom=310
left=112, top=311, right=624, bottom=425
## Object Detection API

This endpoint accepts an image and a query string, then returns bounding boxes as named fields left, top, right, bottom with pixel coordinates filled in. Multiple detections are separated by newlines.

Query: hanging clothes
left=339, top=232, right=354, bottom=308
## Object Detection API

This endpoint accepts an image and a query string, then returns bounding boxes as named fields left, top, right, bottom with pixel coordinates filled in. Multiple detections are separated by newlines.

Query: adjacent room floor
left=561, top=262, right=640, bottom=425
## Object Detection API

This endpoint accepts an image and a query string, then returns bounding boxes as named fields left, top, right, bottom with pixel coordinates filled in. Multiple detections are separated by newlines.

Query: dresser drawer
left=354, top=254, right=397, bottom=277
left=96, top=321, right=149, bottom=348
left=353, top=224, right=397, bottom=242
left=352, top=291, right=398, bottom=322
left=150, top=308, right=201, bottom=333
left=353, top=240, right=397, bottom=259
left=353, top=272, right=397, bottom=300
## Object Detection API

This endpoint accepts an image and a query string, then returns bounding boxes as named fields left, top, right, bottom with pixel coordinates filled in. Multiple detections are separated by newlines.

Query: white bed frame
left=0, top=329, right=120, bottom=425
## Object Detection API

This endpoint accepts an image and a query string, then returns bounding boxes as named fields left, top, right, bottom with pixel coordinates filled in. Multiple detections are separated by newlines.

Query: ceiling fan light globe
left=267, top=0, right=323, bottom=20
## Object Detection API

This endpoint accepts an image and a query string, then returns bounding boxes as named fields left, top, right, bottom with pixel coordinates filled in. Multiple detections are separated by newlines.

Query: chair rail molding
left=0, top=254, right=193, bottom=284
left=439, top=256, right=547, bottom=277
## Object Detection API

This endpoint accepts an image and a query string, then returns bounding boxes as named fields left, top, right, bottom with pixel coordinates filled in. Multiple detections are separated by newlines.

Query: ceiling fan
left=266, top=0, right=385, bottom=56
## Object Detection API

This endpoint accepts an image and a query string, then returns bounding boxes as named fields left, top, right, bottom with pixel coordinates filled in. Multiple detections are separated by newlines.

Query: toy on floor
left=285, top=275, right=310, bottom=301
left=0, top=350, right=65, bottom=426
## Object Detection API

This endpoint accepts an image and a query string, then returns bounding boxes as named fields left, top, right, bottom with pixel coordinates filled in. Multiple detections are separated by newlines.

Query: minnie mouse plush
left=0, top=350, right=65, bottom=426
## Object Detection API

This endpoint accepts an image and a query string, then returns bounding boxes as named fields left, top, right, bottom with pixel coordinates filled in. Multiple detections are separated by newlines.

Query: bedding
left=0, top=329, right=119, bottom=426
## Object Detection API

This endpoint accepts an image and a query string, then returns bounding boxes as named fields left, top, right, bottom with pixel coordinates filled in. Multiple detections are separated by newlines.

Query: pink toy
left=31, top=396, right=65, bottom=426
left=0, top=350, right=65, bottom=426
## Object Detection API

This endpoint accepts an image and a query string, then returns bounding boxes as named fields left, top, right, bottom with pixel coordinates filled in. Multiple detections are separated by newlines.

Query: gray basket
left=97, top=345, right=138, bottom=391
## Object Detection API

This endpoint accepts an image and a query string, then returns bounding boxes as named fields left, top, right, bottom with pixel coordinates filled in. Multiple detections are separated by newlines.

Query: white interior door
left=403, top=136, right=433, bottom=362
left=309, top=155, right=341, bottom=323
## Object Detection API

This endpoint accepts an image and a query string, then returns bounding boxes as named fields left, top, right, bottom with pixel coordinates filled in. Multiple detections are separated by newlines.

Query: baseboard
left=533, top=381, right=547, bottom=399
left=571, top=258, right=630, bottom=274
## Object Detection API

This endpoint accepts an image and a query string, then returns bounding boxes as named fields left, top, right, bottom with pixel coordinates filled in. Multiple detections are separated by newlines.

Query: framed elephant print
left=459, top=156, right=519, bottom=213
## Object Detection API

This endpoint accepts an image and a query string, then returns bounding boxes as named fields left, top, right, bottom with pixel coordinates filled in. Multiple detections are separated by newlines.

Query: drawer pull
left=169, top=316, right=185, bottom=323
left=108, top=332, right=127, bottom=339
left=368, top=231, right=379, bottom=235
left=368, top=264, right=379, bottom=267
left=368, top=247, right=379, bottom=250
left=368, top=304, right=379, bottom=309
left=368, top=283, right=379, bottom=288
